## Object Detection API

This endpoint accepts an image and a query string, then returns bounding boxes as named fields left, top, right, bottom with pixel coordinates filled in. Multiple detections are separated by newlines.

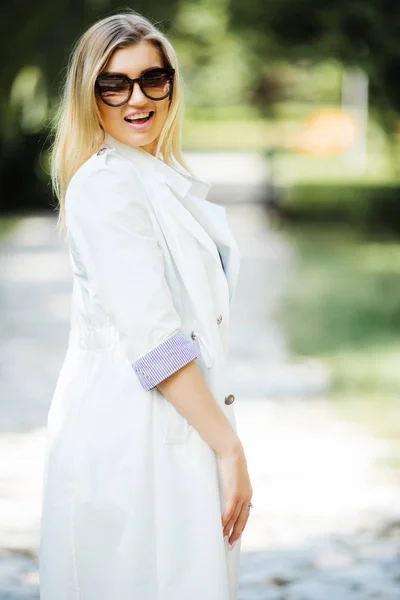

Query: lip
left=124, top=111, right=154, bottom=131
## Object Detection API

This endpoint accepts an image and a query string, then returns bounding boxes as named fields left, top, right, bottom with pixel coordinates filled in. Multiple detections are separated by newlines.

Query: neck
left=139, top=139, right=158, bottom=157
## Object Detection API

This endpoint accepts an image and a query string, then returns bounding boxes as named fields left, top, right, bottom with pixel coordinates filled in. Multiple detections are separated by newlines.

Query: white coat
left=39, top=132, right=242, bottom=600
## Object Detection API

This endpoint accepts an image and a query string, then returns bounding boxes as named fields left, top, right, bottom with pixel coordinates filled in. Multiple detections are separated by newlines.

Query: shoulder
left=68, top=147, right=140, bottom=190
left=66, top=148, right=148, bottom=216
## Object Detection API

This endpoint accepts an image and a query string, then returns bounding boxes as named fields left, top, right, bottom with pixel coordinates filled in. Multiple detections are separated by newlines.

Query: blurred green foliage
left=228, top=0, right=400, bottom=115
left=280, top=224, right=400, bottom=438
left=283, top=184, right=400, bottom=233
left=0, top=1, right=399, bottom=213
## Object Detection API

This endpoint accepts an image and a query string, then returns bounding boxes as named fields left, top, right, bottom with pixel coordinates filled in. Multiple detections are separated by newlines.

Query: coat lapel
left=177, top=189, right=241, bottom=306
left=102, top=133, right=240, bottom=304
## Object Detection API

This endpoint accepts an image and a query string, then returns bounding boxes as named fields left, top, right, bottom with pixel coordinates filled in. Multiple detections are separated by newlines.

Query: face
left=96, top=41, right=171, bottom=156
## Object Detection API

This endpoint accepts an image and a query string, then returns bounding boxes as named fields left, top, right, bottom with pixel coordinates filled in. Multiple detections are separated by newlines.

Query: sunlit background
left=1, top=1, right=400, bottom=598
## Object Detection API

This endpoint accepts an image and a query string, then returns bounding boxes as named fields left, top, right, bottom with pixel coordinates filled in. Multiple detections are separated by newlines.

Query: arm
left=158, top=361, right=252, bottom=549
left=157, top=360, right=240, bottom=457
left=66, top=154, right=199, bottom=380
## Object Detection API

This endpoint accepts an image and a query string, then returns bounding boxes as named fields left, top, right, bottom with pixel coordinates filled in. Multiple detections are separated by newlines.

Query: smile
left=124, top=111, right=154, bottom=131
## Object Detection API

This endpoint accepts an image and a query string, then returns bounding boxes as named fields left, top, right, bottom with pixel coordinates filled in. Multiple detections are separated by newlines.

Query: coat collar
left=102, top=133, right=240, bottom=305
left=103, top=132, right=211, bottom=201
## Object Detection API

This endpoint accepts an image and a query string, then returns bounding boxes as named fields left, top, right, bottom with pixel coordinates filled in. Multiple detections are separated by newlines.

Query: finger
left=221, top=498, right=238, bottom=528
left=223, top=501, right=241, bottom=536
left=228, top=503, right=250, bottom=546
left=229, top=504, right=250, bottom=546
left=223, top=500, right=241, bottom=538
left=222, top=501, right=240, bottom=537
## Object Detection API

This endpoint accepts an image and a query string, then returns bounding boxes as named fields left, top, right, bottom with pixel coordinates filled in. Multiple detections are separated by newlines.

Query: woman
left=39, top=9, right=253, bottom=600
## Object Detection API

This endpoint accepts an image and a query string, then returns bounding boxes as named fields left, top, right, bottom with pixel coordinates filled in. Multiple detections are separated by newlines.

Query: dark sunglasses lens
left=141, top=69, right=173, bottom=99
left=97, top=76, right=131, bottom=105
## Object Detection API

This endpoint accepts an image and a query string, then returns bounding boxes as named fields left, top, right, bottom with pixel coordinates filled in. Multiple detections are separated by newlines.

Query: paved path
left=0, top=153, right=400, bottom=598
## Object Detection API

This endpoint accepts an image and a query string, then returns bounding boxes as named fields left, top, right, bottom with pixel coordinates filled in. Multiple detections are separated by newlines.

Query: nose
left=127, top=81, right=148, bottom=106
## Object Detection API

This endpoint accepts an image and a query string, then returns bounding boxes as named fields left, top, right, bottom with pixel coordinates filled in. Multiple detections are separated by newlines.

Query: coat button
left=217, top=314, right=223, bottom=325
left=224, top=394, right=235, bottom=405
left=190, top=331, right=196, bottom=340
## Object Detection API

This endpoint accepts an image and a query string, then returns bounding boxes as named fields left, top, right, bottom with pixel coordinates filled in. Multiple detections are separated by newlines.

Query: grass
left=279, top=224, right=400, bottom=440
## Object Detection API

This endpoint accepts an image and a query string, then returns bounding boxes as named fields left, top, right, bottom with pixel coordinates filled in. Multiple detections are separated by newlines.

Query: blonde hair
left=51, top=10, right=192, bottom=234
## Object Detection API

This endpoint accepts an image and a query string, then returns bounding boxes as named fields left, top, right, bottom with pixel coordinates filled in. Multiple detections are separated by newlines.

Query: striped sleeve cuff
left=132, top=330, right=201, bottom=391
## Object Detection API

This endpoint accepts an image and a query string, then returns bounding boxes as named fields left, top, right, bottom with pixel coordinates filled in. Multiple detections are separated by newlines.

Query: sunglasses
left=95, top=67, right=175, bottom=106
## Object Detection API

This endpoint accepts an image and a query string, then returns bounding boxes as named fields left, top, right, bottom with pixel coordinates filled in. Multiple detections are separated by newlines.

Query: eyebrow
left=101, top=65, right=164, bottom=77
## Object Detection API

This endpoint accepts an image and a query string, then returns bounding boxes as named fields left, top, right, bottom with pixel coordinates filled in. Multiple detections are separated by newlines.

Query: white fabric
left=39, top=133, right=242, bottom=600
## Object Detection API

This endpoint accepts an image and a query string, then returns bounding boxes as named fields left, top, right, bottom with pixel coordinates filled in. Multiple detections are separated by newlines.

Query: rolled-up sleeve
left=132, top=330, right=200, bottom=391
left=65, top=154, right=200, bottom=390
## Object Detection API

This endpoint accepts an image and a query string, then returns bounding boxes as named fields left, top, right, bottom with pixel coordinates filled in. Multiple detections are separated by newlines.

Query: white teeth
left=125, top=112, right=151, bottom=121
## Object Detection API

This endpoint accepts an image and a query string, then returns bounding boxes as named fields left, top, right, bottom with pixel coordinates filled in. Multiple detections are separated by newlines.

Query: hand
left=219, top=444, right=253, bottom=548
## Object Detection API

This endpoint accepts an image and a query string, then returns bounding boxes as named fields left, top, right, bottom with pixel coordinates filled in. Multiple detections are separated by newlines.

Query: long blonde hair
left=52, top=10, right=192, bottom=234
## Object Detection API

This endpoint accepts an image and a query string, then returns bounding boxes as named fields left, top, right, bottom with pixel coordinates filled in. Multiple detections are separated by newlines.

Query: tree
left=228, top=0, right=400, bottom=127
